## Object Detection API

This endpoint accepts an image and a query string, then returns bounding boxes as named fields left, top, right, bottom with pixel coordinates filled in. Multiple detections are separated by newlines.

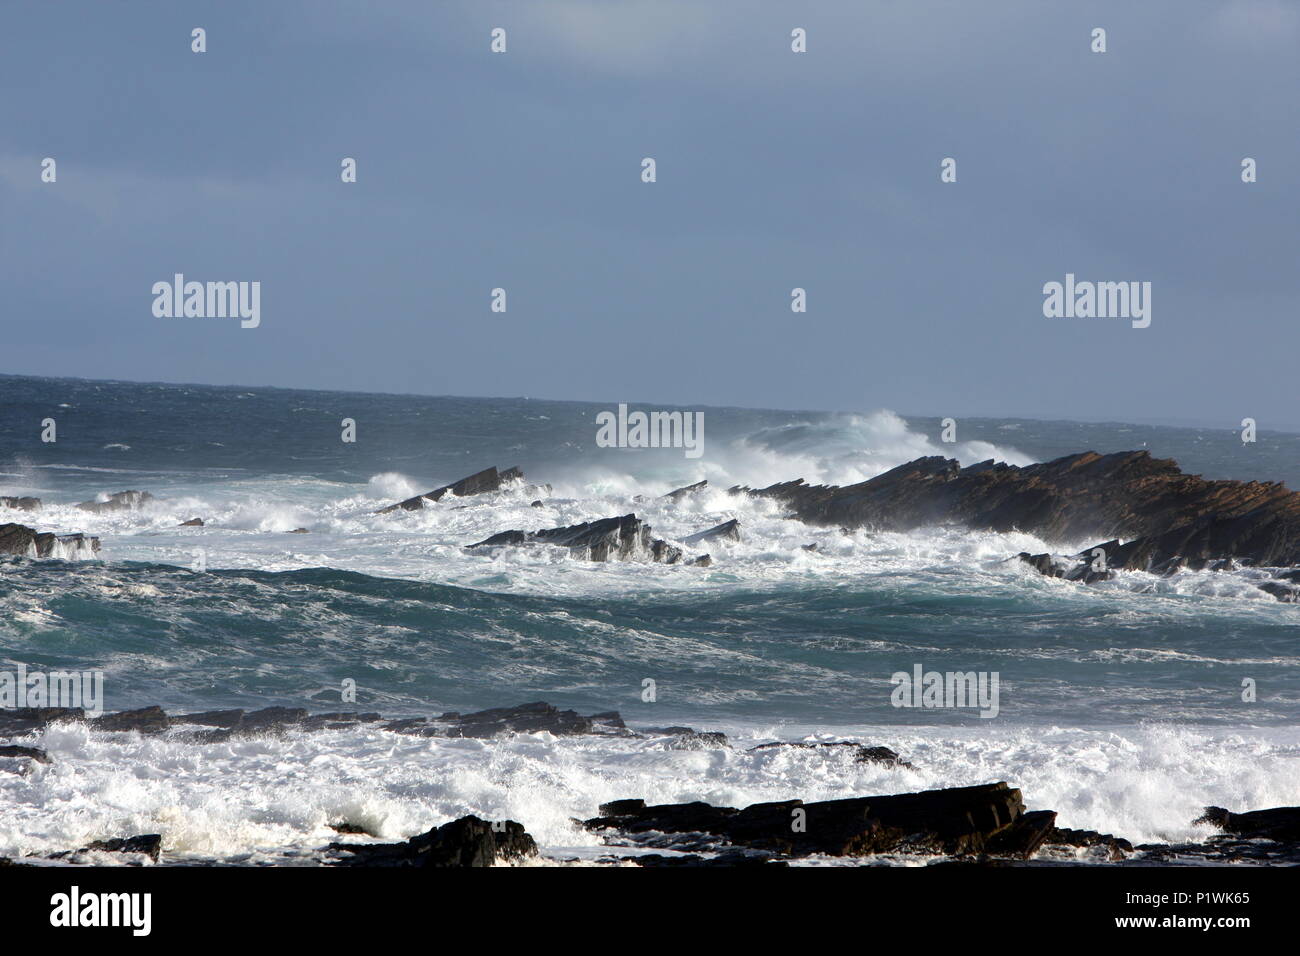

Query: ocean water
left=1, top=373, right=1297, bottom=863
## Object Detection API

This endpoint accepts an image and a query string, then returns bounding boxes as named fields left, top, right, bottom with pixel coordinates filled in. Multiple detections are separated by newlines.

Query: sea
left=1, top=372, right=1296, bottom=864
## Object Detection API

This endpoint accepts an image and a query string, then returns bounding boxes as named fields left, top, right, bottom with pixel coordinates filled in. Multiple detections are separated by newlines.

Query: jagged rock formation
left=684, top=518, right=740, bottom=546
left=663, top=480, right=707, bottom=502
left=0, top=497, right=41, bottom=512
left=328, top=815, right=537, bottom=867
left=737, top=450, right=1300, bottom=600
left=76, top=490, right=154, bottom=513
left=376, top=466, right=524, bottom=514
left=0, top=523, right=100, bottom=558
left=468, top=513, right=689, bottom=564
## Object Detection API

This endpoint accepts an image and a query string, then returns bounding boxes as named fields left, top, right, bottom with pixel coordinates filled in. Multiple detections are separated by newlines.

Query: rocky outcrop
left=585, top=782, right=1040, bottom=859
left=684, top=518, right=741, bottom=546
left=1195, top=804, right=1300, bottom=842
left=468, top=513, right=688, bottom=564
left=178, top=518, right=204, bottom=527
left=663, top=480, right=707, bottom=502
left=737, top=450, right=1300, bottom=600
left=376, top=466, right=524, bottom=514
left=397, top=701, right=630, bottom=739
left=0, top=523, right=100, bottom=558
left=328, top=815, right=537, bottom=867
left=0, top=496, right=41, bottom=512
left=76, top=490, right=154, bottom=513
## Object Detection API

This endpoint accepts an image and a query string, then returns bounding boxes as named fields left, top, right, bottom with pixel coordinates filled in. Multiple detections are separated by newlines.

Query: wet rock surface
left=468, top=513, right=691, bottom=564
left=328, top=815, right=537, bottom=867
left=0, top=523, right=100, bottom=558
left=76, top=490, right=154, bottom=514
left=735, top=451, right=1300, bottom=599
left=376, top=465, right=524, bottom=514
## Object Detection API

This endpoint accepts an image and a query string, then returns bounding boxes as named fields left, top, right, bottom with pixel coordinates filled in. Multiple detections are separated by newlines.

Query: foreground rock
left=0, top=496, right=41, bottom=512
left=0, top=523, right=100, bottom=558
left=737, top=450, right=1300, bottom=600
left=328, top=815, right=537, bottom=867
left=76, top=490, right=154, bottom=514
left=469, top=513, right=705, bottom=565
left=1195, top=804, right=1300, bottom=842
left=586, top=783, right=1051, bottom=859
left=376, top=466, right=524, bottom=514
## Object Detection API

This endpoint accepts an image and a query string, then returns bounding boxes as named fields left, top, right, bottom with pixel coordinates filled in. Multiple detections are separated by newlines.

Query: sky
left=1, top=0, right=1297, bottom=428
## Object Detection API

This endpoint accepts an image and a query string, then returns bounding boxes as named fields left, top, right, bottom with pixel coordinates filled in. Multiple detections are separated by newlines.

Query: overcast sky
left=1, top=1, right=1296, bottom=427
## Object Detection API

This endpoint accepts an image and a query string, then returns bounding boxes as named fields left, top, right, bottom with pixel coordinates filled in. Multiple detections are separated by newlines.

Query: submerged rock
left=329, top=815, right=537, bottom=867
left=748, top=740, right=914, bottom=769
left=683, top=518, right=741, bottom=546
left=376, top=466, right=524, bottom=514
left=76, top=490, right=154, bottom=513
left=0, top=523, right=100, bottom=558
left=468, top=514, right=689, bottom=564
left=0, top=744, right=51, bottom=765
left=178, top=517, right=204, bottom=527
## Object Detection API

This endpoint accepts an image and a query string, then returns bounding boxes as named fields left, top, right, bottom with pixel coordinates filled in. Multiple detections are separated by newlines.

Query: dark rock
left=469, top=514, right=687, bottom=564
left=748, top=740, right=914, bottom=769
left=330, top=822, right=373, bottom=835
left=983, top=810, right=1058, bottom=858
left=76, top=490, right=154, bottom=514
left=739, top=451, right=1300, bottom=592
left=376, top=466, right=524, bottom=514
left=663, top=480, right=707, bottom=502
left=683, top=518, right=741, bottom=546
left=1045, top=827, right=1133, bottom=859
left=287, top=527, right=310, bottom=533
left=691, top=554, right=712, bottom=567
left=177, top=709, right=246, bottom=729
left=801, top=543, right=819, bottom=552
left=530, top=500, right=544, bottom=508
left=0, top=744, right=50, bottom=764
left=0, top=497, right=41, bottom=512
left=586, top=782, right=1033, bottom=858
left=629, top=850, right=786, bottom=867
left=178, top=518, right=204, bottom=527
left=1195, top=805, right=1300, bottom=841
left=83, top=835, right=163, bottom=863
left=431, top=701, right=606, bottom=738
left=0, top=707, right=85, bottom=735
left=92, top=706, right=169, bottom=734
left=329, top=815, right=537, bottom=867
left=0, top=523, right=100, bottom=558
